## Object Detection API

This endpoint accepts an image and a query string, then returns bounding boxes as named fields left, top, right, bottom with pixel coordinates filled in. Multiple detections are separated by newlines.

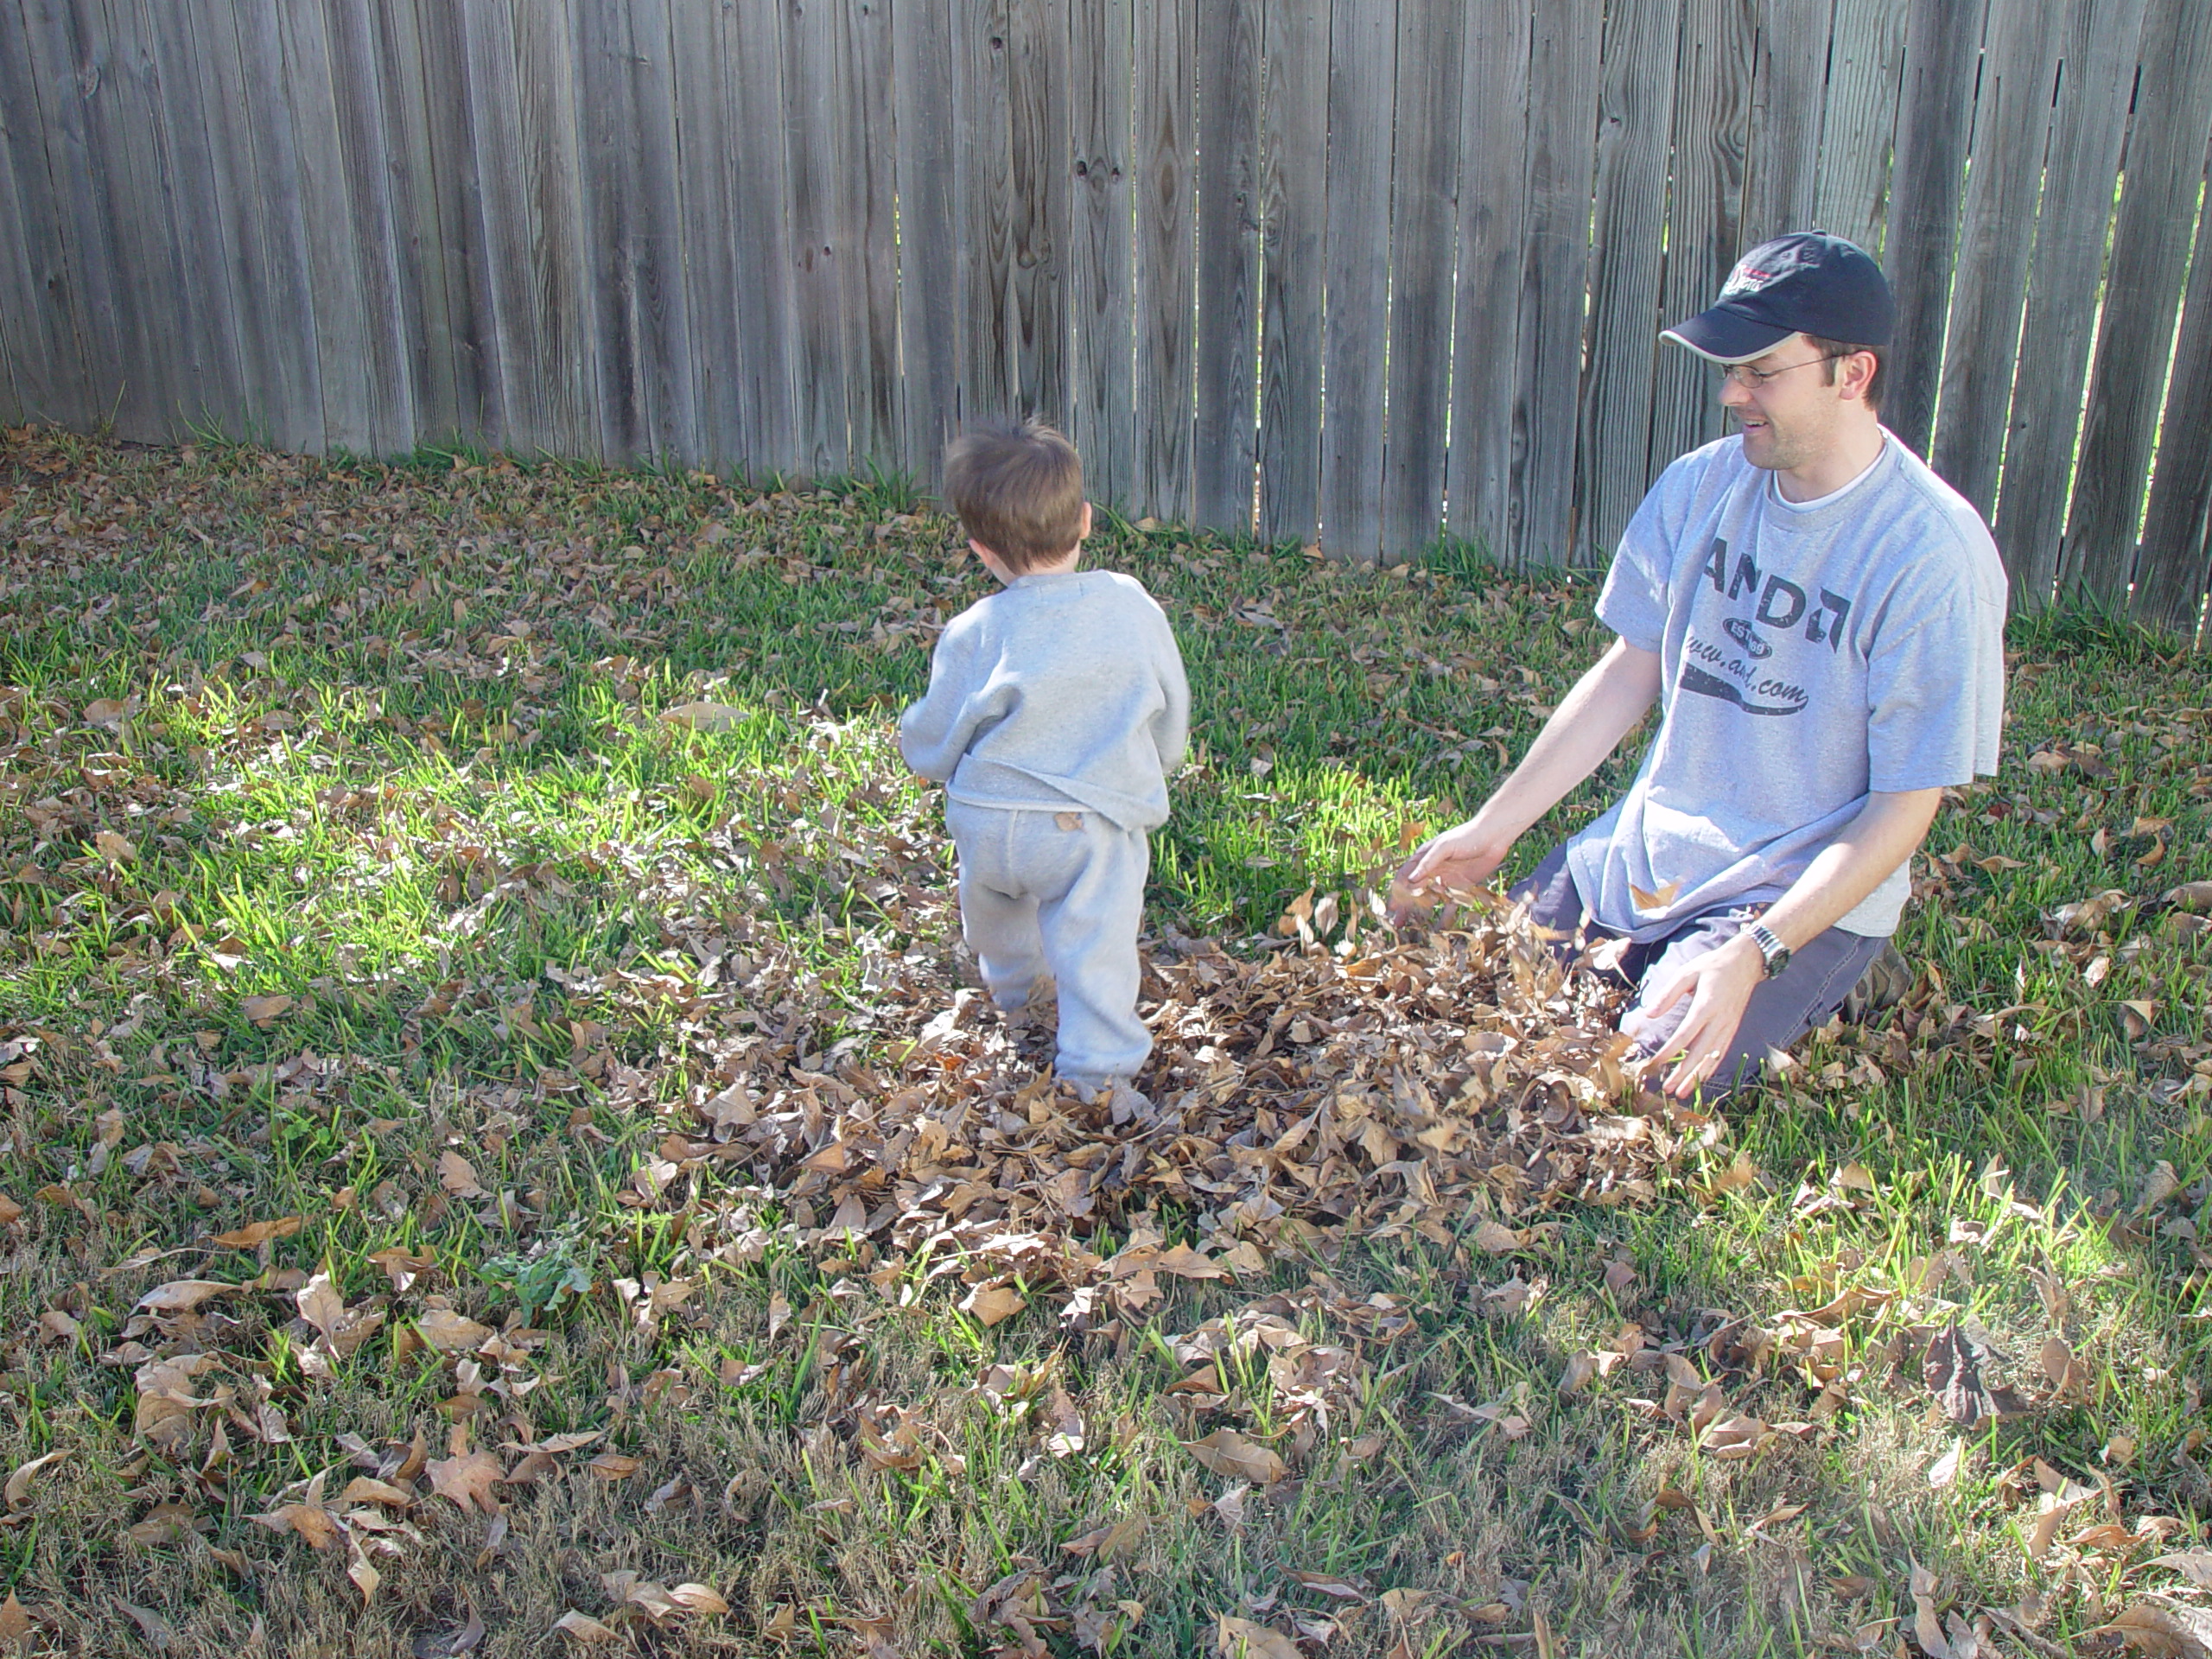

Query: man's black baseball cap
left=1662, top=232, right=1897, bottom=364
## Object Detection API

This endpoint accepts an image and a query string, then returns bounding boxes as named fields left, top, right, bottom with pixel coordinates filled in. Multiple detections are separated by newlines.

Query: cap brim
left=1662, top=307, right=1796, bottom=365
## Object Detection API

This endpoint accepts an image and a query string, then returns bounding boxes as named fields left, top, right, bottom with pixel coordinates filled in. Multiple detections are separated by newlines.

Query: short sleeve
left=1864, top=556, right=2005, bottom=791
left=1594, top=469, right=1681, bottom=653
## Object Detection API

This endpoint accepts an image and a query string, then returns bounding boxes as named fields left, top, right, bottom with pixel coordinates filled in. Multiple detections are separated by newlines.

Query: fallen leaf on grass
left=335, top=1478, right=416, bottom=1509
left=960, top=1282, right=1027, bottom=1326
left=253, top=1501, right=340, bottom=1550
left=1217, top=1614, right=1302, bottom=1659
left=659, top=702, right=748, bottom=734
left=209, top=1216, right=302, bottom=1249
left=551, top=1611, right=620, bottom=1644
left=1185, top=1429, right=1287, bottom=1484
left=416, top=1309, right=493, bottom=1352
left=137, top=1279, right=240, bottom=1314
left=411, top=1608, right=487, bottom=1657
left=0, top=1594, right=31, bottom=1643
left=427, top=1451, right=505, bottom=1513
left=118, top=1601, right=178, bottom=1651
left=3, top=1451, right=64, bottom=1512
left=2151, top=1553, right=2212, bottom=1590
left=1923, top=1322, right=2028, bottom=1429
left=587, top=1452, right=641, bottom=1481
left=238, top=994, right=294, bottom=1027
left=2090, top=1594, right=2212, bottom=1656
left=437, top=1150, right=487, bottom=1198
left=1927, top=1440, right=1965, bottom=1490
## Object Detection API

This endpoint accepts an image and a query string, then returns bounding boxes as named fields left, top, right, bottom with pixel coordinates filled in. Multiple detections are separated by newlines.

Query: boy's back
left=899, top=567, right=1188, bottom=832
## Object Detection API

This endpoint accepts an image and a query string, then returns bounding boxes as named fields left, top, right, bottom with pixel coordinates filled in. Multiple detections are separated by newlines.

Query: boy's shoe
left=1069, top=1077, right=1153, bottom=1125
left=1839, top=941, right=1913, bottom=1024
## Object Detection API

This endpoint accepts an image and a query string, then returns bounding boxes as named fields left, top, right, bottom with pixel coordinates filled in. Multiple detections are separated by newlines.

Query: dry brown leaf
left=659, top=701, right=748, bottom=733
left=1185, top=1429, right=1287, bottom=1484
left=335, top=1478, right=416, bottom=1509
left=238, top=994, right=294, bottom=1027
left=1217, top=1615, right=1301, bottom=1659
left=3, top=1451, right=64, bottom=1512
left=427, top=1451, right=505, bottom=1513
left=588, top=1452, right=642, bottom=1481
left=551, top=1610, right=621, bottom=1644
left=0, top=1593, right=31, bottom=1643
left=2089, top=1594, right=2212, bottom=1657
left=416, top=1309, right=494, bottom=1352
left=347, top=1535, right=381, bottom=1604
left=210, top=1216, right=302, bottom=1249
left=296, top=1271, right=344, bottom=1343
left=437, top=1150, right=487, bottom=1198
left=253, top=1501, right=340, bottom=1550
left=137, top=1279, right=239, bottom=1314
left=960, top=1282, right=1027, bottom=1327
left=1923, top=1322, right=2028, bottom=1429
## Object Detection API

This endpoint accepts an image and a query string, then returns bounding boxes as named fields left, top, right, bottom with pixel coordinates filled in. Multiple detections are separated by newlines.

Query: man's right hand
left=1389, top=819, right=1516, bottom=920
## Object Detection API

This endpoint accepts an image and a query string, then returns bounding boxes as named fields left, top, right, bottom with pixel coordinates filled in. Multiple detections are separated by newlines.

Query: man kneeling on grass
left=900, top=419, right=1190, bottom=1119
left=1398, top=232, right=2006, bottom=1099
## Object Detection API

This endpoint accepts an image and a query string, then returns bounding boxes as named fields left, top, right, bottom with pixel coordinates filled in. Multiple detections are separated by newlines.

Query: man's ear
left=1837, top=350, right=1878, bottom=403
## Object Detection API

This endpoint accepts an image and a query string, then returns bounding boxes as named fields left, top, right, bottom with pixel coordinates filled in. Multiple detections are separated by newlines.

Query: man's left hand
left=1626, top=933, right=1767, bottom=1098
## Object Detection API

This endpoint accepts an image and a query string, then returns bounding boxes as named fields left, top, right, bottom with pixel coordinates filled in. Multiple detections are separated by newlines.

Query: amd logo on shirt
left=1681, top=537, right=1854, bottom=717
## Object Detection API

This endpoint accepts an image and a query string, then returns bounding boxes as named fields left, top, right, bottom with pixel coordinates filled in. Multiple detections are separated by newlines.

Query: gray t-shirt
left=899, top=569, right=1190, bottom=832
left=1565, top=431, right=2007, bottom=941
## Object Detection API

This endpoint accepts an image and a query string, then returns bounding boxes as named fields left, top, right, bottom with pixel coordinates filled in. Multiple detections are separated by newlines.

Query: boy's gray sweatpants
left=944, top=800, right=1152, bottom=1086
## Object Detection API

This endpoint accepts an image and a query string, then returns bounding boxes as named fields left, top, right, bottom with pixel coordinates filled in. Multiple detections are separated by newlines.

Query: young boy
left=899, top=419, right=1189, bottom=1112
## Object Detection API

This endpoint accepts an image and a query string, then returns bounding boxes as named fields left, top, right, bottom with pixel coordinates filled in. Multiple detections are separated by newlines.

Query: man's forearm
left=1473, top=640, right=1662, bottom=839
left=1760, top=787, right=1944, bottom=949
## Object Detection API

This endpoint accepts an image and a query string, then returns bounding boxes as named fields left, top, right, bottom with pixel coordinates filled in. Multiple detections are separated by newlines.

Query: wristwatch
left=1748, top=920, right=1791, bottom=980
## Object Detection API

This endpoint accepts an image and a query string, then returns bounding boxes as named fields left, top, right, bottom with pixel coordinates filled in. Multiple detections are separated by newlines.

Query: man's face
left=1718, top=335, right=1853, bottom=473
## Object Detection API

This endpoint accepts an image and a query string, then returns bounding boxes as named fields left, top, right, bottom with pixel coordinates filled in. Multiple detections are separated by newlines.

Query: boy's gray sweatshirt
left=899, top=569, right=1189, bottom=832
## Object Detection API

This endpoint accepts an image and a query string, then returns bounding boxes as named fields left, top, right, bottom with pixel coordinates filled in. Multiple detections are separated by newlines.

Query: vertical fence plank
left=1883, top=0, right=1987, bottom=457
left=276, top=0, right=377, bottom=454
left=2061, top=0, right=2212, bottom=604
left=1994, top=0, right=2151, bottom=608
left=894, top=0, right=959, bottom=479
left=1065, top=0, right=1134, bottom=506
left=785, top=0, right=850, bottom=474
left=453, top=0, right=545, bottom=454
left=957, top=0, right=1013, bottom=429
left=1007, top=0, right=1069, bottom=429
left=231, top=1, right=327, bottom=451
left=410, top=0, right=495, bottom=444
left=1514, top=0, right=1603, bottom=567
left=1378, top=0, right=1464, bottom=563
left=1132, top=0, right=1194, bottom=524
left=1445, top=0, right=1529, bottom=560
left=86, top=0, right=190, bottom=438
left=1192, top=0, right=1262, bottom=536
left=16, top=0, right=126, bottom=432
left=669, top=0, right=744, bottom=471
left=1256, top=0, right=1327, bottom=546
left=318, top=0, right=414, bottom=454
left=1648, top=0, right=1755, bottom=486
left=1575, top=0, right=1681, bottom=567
left=2132, top=195, right=2212, bottom=632
left=1741, top=0, right=1834, bottom=246
left=729, top=0, right=796, bottom=475
left=1814, top=0, right=1909, bottom=257
left=1317, top=0, right=1395, bottom=560
left=371, top=0, right=464, bottom=445
left=505, top=3, right=592, bottom=461
left=0, top=1, right=81, bottom=425
left=629, top=0, right=696, bottom=464
left=1929, top=0, right=2064, bottom=518
left=844, top=0, right=901, bottom=461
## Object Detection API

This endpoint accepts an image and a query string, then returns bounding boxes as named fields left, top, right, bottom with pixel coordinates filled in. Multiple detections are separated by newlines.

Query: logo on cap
left=1720, top=244, right=1811, bottom=299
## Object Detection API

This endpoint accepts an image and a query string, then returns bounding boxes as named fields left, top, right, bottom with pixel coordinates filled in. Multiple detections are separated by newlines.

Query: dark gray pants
left=1511, top=844, right=1887, bottom=1096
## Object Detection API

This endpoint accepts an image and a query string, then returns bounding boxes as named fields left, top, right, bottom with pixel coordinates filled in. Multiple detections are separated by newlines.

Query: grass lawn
left=2, top=427, right=2210, bottom=1658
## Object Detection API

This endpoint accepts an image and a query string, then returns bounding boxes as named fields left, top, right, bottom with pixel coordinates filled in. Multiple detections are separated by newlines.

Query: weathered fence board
left=1646, top=0, right=1755, bottom=498
left=1132, top=0, right=1194, bottom=524
left=1064, top=0, right=1133, bottom=506
left=1378, top=0, right=1465, bottom=563
left=2131, top=194, right=2212, bottom=631
left=1813, top=0, right=1909, bottom=257
left=1318, top=0, right=1395, bottom=562
left=1882, top=0, right=1987, bottom=458
left=2060, top=0, right=2212, bottom=606
left=1576, top=0, right=1682, bottom=568
left=1929, top=0, right=2065, bottom=519
left=1993, top=0, right=2151, bottom=609
left=1443, top=0, right=1531, bottom=559
left=1515, top=0, right=1603, bottom=566
left=9, top=0, right=2212, bottom=622
left=1741, top=0, right=1833, bottom=247
left=1255, top=0, right=1326, bottom=547
left=1192, top=0, right=1261, bottom=535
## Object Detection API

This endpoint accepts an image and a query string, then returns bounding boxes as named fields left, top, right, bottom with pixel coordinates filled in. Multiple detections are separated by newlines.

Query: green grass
left=1, top=428, right=2209, bottom=1656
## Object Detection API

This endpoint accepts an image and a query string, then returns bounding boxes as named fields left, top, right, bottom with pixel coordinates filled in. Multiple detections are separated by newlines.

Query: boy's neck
left=978, top=541, right=1084, bottom=583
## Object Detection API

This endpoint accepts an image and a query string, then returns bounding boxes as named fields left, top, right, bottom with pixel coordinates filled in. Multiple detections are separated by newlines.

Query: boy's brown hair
left=942, top=418, right=1086, bottom=572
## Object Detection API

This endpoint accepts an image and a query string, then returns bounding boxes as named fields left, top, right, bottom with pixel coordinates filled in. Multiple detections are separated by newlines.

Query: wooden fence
left=3, top=0, right=2211, bottom=622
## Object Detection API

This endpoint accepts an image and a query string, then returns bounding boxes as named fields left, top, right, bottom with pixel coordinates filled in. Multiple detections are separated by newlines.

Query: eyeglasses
left=1718, top=355, right=1837, bottom=389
